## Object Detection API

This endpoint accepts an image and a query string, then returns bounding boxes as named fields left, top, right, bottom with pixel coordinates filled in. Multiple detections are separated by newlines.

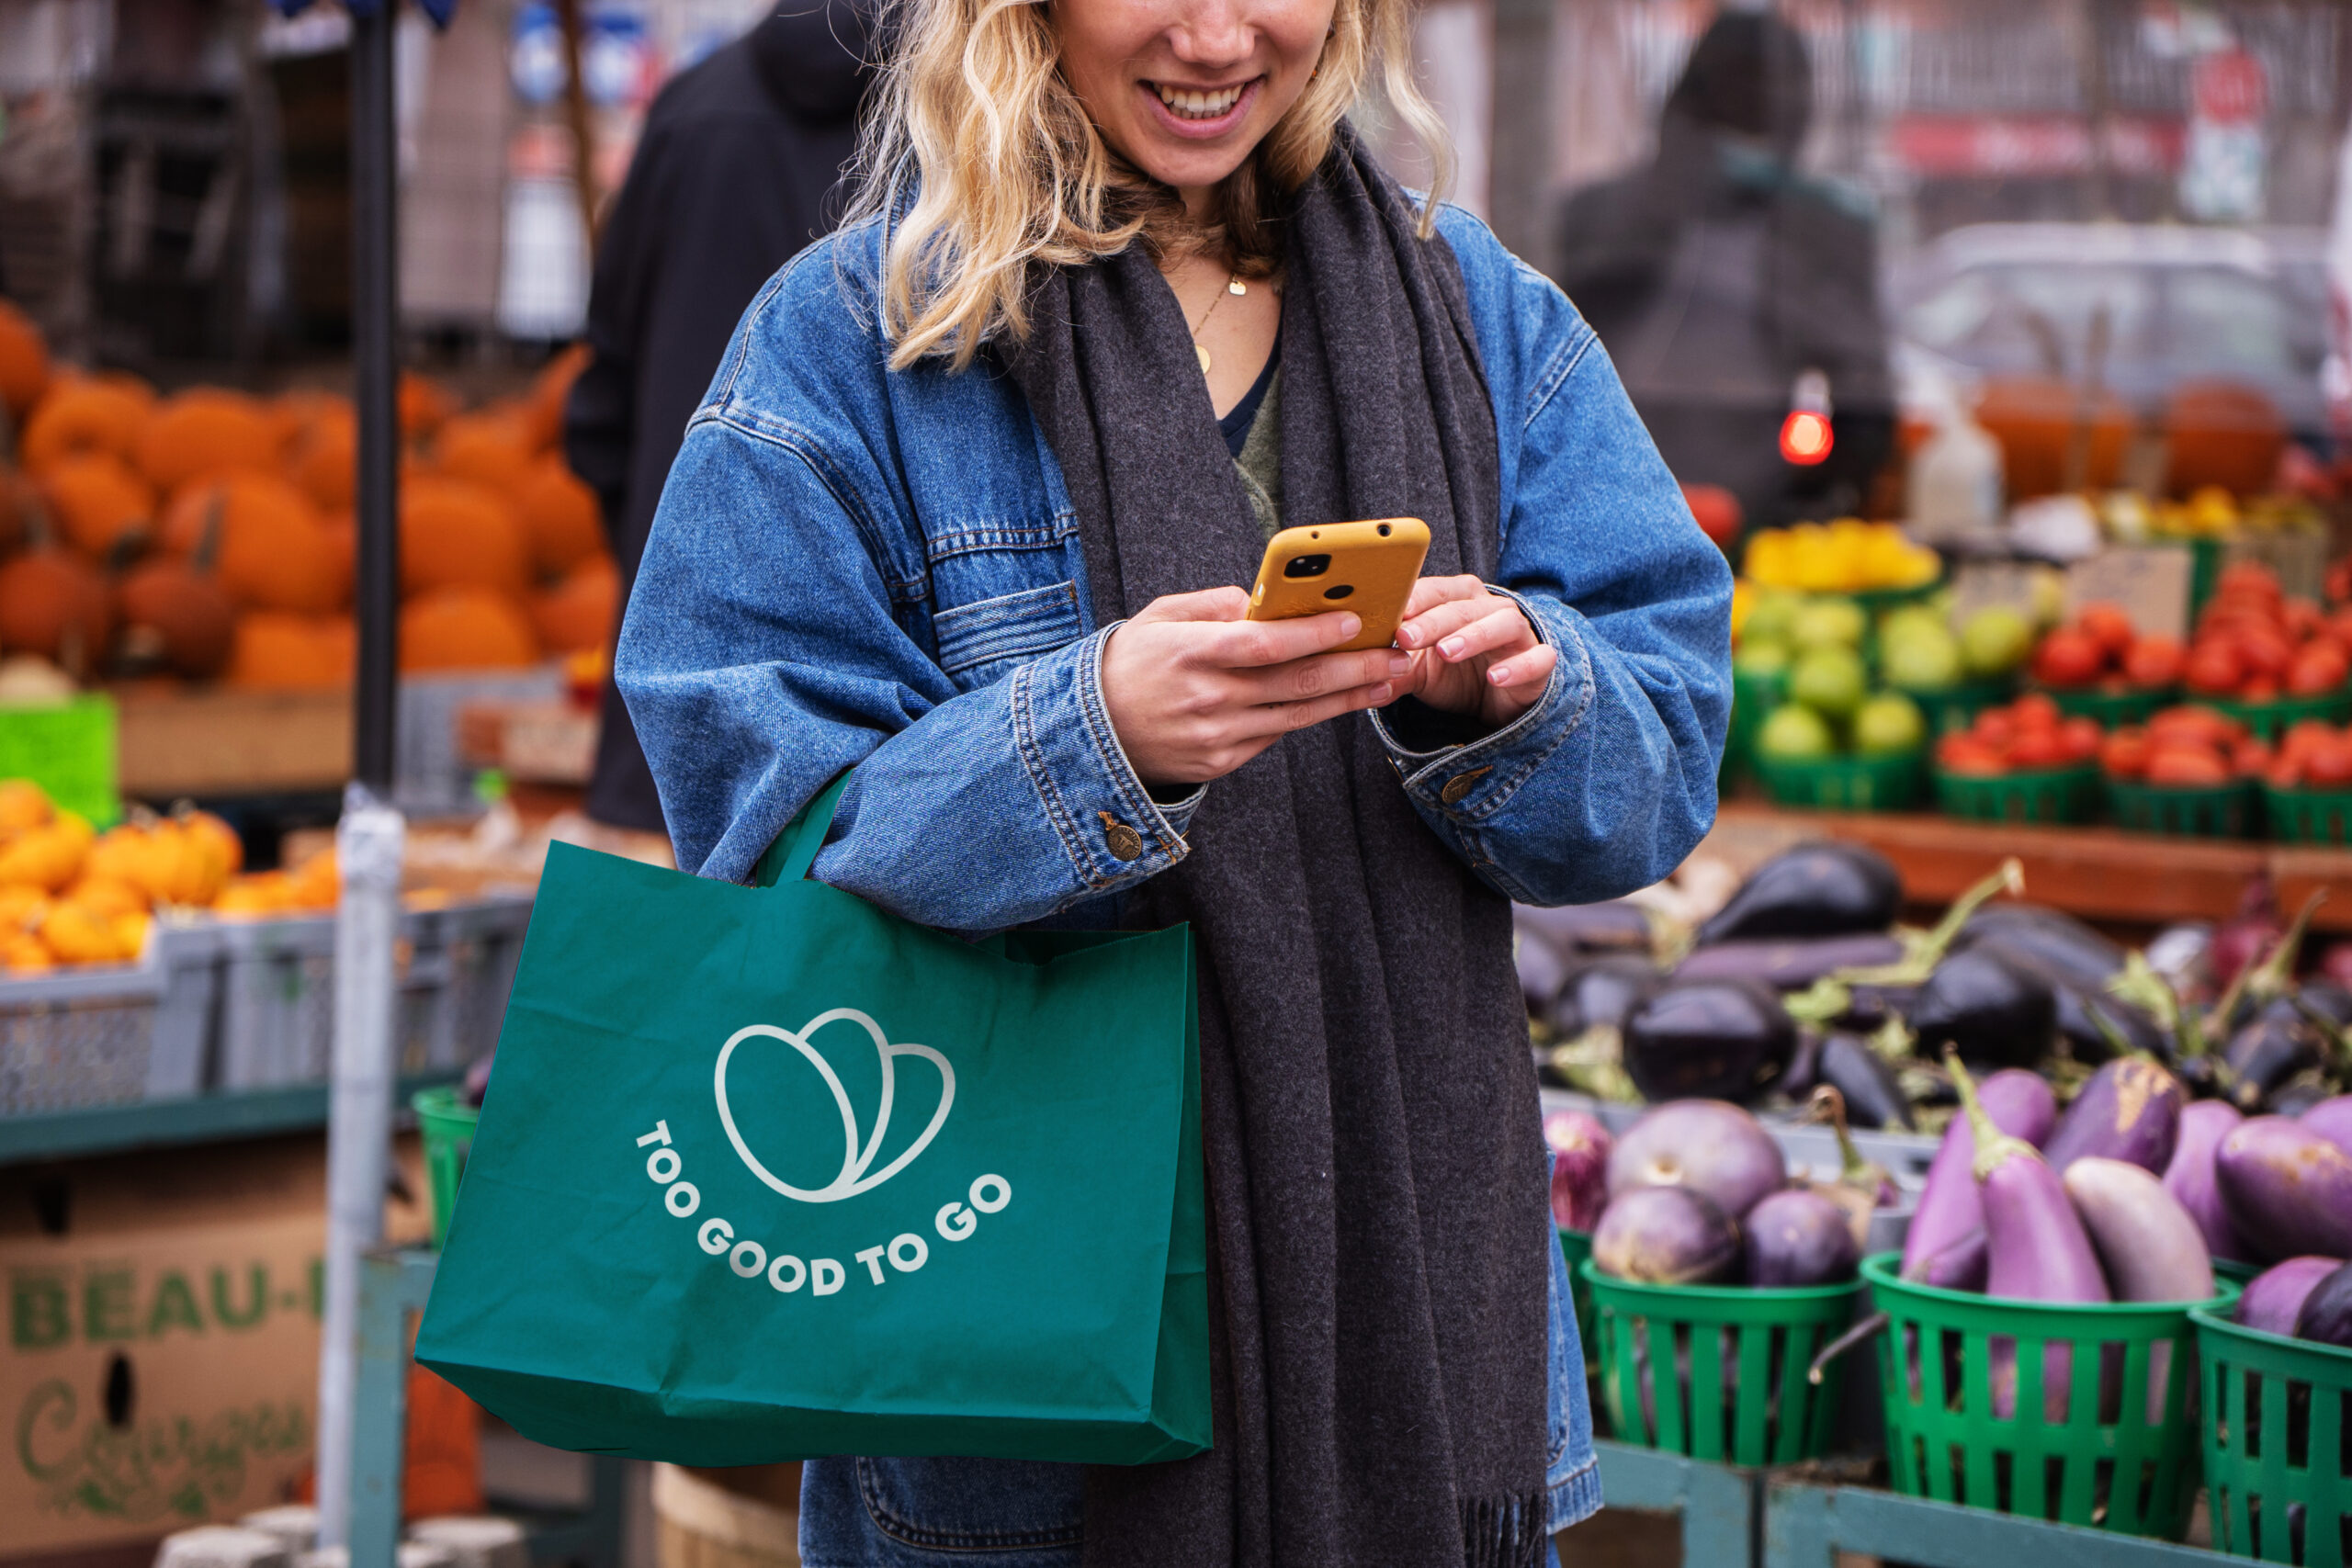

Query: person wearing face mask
left=614, top=0, right=1730, bottom=1558
left=563, top=0, right=874, bottom=834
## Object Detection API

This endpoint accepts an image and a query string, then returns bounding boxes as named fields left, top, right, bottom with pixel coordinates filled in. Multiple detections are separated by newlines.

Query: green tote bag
left=415, top=773, right=1209, bottom=1465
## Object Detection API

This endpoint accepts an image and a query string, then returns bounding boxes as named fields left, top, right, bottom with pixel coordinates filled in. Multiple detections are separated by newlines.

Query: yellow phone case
left=1246, top=519, right=1431, bottom=652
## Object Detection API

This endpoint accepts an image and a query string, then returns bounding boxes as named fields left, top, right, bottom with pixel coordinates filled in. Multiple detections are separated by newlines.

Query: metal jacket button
left=1099, top=812, right=1144, bottom=862
left=1440, top=767, right=1491, bottom=805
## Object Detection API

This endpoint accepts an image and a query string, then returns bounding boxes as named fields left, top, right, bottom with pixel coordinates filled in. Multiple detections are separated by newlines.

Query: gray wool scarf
left=1003, top=135, right=1553, bottom=1568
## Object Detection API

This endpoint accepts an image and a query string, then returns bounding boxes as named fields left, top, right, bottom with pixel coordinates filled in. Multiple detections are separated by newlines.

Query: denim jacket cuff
left=1368, top=587, right=1595, bottom=820
left=1010, top=623, right=1196, bottom=900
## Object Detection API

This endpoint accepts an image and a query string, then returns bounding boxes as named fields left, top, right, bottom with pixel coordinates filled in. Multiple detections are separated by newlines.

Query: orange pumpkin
left=531, top=554, right=619, bottom=653
left=290, top=403, right=357, bottom=512
left=400, top=476, right=531, bottom=597
left=432, top=411, right=537, bottom=497
left=134, top=389, right=281, bottom=493
left=39, top=451, right=154, bottom=558
left=0, top=779, right=53, bottom=837
left=0, top=299, right=51, bottom=418
left=399, top=371, right=456, bottom=436
left=20, top=376, right=153, bottom=476
left=522, top=344, right=590, bottom=450
left=2165, top=379, right=2287, bottom=497
left=516, top=455, right=604, bottom=576
left=225, top=612, right=356, bottom=690
left=1973, top=377, right=2133, bottom=499
left=116, top=555, right=238, bottom=677
left=0, top=547, right=113, bottom=671
left=401, top=586, right=539, bottom=671
left=161, top=472, right=345, bottom=614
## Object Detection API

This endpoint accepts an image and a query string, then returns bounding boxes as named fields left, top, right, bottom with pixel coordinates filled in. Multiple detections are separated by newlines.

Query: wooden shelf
left=1706, top=802, right=2352, bottom=933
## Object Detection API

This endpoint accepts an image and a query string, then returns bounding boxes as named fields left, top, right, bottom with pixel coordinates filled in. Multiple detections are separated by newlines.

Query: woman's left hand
left=1393, top=576, right=1555, bottom=729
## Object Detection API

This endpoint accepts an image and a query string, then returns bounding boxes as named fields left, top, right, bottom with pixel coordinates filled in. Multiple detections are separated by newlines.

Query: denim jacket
left=616, top=199, right=1729, bottom=1536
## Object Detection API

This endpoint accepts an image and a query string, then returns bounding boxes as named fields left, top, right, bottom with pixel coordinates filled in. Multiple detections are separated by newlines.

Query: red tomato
left=2239, top=628, right=2296, bottom=681
left=2282, top=719, right=2337, bottom=765
left=2150, top=705, right=2242, bottom=748
left=2311, top=738, right=2352, bottom=787
left=2100, top=728, right=2152, bottom=779
left=2032, top=628, right=2106, bottom=687
left=2146, top=746, right=2232, bottom=786
left=2328, top=558, right=2352, bottom=605
left=2269, top=757, right=2306, bottom=790
left=2285, top=598, right=2324, bottom=640
left=1938, top=737, right=2007, bottom=776
left=2060, top=716, right=2102, bottom=763
left=1973, top=708, right=2016, bottom=748
left=2233, top=738, right=2274, bottom=778
left=2289, top=642, right=2350, bottom=696
left=2007, top=730, right=2067, bottom=769
left=2218, top=560, right=2283, bottom=604
left=2078, top=603, right=2135, bottom=660
left=2243, top=675, right=2281, bottom=703
left=2011, top=693, right=2063, bottom=732
left=2186, top=641, right=2246, bottom=695
left=2123, top=635, right=2187, bottom=687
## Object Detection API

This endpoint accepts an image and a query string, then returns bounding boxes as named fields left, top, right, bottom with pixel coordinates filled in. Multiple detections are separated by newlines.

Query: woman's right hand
left=1101, top=587, right=1411, bottom=789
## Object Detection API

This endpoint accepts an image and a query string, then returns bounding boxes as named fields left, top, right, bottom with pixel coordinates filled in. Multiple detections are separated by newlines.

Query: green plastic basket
left=2046, top=684, right=2176, bottom=727
left=1934, top=764, right=2103, bottom=825
left=1559, top=1229, right=1597, bottom=1357
left=1856, top=577, right=1945, bottom=619
left=1898, top=677, right=2017, bottom=739
left=2194, top=1306, right=2352, bottom=1567
left=1582, top=1259, right=1864, bottom=1465
left=2211, top=690, right=2352, bottom=743
left=2105, top=777, right=2257, bottom=838
left=413, top=1085, right=480, bottom=1249
left=1758, top=751, right=1926, bottom=812
left=2264, top=785, right=2352, bottom=846
left=1866, top=1253, right=2236, bottom=1540
left=1724, top=669, right=1789, bottom=786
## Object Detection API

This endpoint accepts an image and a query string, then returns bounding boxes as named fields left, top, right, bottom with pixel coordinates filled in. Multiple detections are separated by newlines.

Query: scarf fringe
left=1461, top=1491, right=1553, bottom=1568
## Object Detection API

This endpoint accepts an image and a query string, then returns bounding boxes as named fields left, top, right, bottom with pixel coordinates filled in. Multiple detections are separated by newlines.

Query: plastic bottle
left=1908, top=390, right=2004, bottom=543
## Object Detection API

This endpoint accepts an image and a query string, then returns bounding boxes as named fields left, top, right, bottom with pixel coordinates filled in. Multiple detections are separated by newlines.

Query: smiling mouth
left=1152, top=80, right=1253, bottom=120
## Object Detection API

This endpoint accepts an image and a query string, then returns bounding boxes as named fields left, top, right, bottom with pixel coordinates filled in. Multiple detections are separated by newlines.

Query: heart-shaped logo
left=714, top=1009, right=955, bottom=1203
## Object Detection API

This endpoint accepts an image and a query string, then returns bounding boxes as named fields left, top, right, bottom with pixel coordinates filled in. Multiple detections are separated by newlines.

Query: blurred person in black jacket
left=1552, top=10, right=1890, bottom=530
left=565, top=0, right=873, bottom=833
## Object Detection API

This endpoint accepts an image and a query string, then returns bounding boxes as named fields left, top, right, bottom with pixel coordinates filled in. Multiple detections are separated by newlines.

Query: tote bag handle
left=751, top=771, right=854, bottom=889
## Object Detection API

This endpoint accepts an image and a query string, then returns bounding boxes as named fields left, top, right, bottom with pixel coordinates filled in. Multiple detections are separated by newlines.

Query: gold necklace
left=1187, top=269, right=1246, bottom=374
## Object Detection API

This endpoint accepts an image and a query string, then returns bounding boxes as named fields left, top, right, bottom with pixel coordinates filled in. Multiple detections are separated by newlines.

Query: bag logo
left=714, top=1009, right=955, bottom=1203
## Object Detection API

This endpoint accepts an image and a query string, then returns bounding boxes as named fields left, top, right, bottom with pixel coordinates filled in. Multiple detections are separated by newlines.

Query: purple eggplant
left=1959, top=903, right=2125, bottom=993
left=1544, top=953, right=1661, bottom=1040
left=1901, top=1067, right=2058, bottom=1282
left=1620, top=978, right=1795, bottom=1104
left=2065, top=1156, right=2215, bottom=1421
left=1951, top=1056, right=2110, bottom=1421
left=1910, top=1229, right=1990, bottom=1291
left=2299, top=1095, right=2352, bottom=1158
left=2040, top=1057, right=2184, bottom=1176
left=1545, top=1110, right=1612, bottom=1233
left=1908, top=948, right=2058, bottom=1070
left=1591, top=1186, right=1740, bottom=1284
left=2269, top=1078, right=2335, bottom=1118
left=2217, top=1117, right=2352, bottom=1262
left=2164, top=1100, right=2249, bottom=1264
left=1695, top=842, right=1902, bottom=945
left=1816, top=1032, right=1913, bottom=1130
left=2236, top=1257, right=2343, bottom=1336
left=2222, top=1016, right=2323, bottom=1113
left=1516, top=931, right=1568, bottom=1010
left=1744, top=1188, right=1860, bottom=1286
left=1515, top=900, right=1654, bottom=957
left=1780, top=1032, right=1824, bottom=1099
left=1673, top=932, right=1905, bottom=989
left=1607, top=1099, right=1787, bottom=1220
left=2292, top=1262, right=2352, bottom=1348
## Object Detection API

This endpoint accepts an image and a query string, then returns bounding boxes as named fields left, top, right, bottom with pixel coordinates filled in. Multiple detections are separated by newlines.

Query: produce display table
left=1710, top=801, right=2352, bottom=934
left=0, top=1069, right=462, bottom=1166
left=1761, top=1474, right=2239, bottom=1568
left=1591, top=1441, right=1755, bottom=1568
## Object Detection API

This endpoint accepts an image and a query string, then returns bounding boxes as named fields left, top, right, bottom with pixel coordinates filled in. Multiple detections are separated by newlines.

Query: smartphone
left=1246, top=519, right=1431, bottom=653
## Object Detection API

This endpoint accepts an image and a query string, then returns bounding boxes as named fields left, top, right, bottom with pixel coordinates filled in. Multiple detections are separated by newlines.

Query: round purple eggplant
left=1672, top=932, right=1905, bottom=989
left=2300, top=1095, right=2352, bottom=1159
left=1907, top=948, right=2057, bottom=1070
left=2236, top=1256, right=2344, bottom=1336
left=1695, top=842, right=1901, bottom=946
left=1544, top=953, right=1662, bottom=1039
left=2164, top=1100, right=2249, bottom=1264
left=1621, top=978, right=1795, bottom=1104
left=2217, top=1117, right=2352, bottom=1262
left=1607, top=1099, right=1788, bottom=1220
left=2293, top=1262, right=2352, bottom=1348
left=2040, top=1057, right=2184, bottom=1175
left=1743, top=1188, right=1860, bottom=1286
left=1591, top=1186, right=1740, bottom=1284
left=1545, top=1110, right=1612, bottom=1233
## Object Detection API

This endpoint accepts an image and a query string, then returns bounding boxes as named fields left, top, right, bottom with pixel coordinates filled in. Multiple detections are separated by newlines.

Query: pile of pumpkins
left=0, top=298, right=616, bottom=689
left=0, top=778, right=342, bottom=972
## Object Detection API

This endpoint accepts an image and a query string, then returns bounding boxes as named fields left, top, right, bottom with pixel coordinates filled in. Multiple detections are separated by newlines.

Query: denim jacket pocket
left=854, top=1456, right=1085, bottom=1553
left=933, top=581, right=1087, bottom=688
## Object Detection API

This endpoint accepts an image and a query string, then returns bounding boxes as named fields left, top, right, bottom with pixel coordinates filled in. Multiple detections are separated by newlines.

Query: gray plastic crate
left=0, top=919, right=220, bottom=1113
left=216, top=896, right=533, bottom=1089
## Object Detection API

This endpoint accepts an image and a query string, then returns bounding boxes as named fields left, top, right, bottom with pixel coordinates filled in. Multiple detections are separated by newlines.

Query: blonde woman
left=615, top=0, right=1732, bottom=1555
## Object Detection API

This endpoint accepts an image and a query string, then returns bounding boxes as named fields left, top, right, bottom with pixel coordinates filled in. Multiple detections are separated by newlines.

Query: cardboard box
left=0, top=1136, right=439, bottom=1561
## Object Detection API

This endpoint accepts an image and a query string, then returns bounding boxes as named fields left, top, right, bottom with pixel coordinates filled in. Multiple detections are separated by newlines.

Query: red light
left=1780, top=411, right=1833, bottom=465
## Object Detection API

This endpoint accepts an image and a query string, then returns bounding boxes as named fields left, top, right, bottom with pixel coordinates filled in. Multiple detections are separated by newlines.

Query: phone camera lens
left=1376, top=524, right=1392, bottom=536
left=1323, top=584, right=1355, bottom=601
left=1283, top=554, right=1332, bottom=579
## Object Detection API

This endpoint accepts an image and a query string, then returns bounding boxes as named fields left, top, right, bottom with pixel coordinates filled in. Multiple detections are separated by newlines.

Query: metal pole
left=319, top=0, right=407, bottom=1549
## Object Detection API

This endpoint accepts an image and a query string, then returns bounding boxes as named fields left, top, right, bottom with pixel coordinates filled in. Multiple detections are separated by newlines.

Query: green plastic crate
left=2264, top=785, right=2352, bottom=845
left=1898, top=677, right=2017, bottom=739
left=2105, top=777, right=2257, bottom=838
left=413, top=1084, right=480, bottom=1249
left=1867, top=1253, right=2235, bottom=1540
left=2195, top=1306, right=2352, bottom=1567
left=1583, top=1259, right=1864, bottom=1465
left=1934, top=764, right=2102, bottom=825
left=1758, top=750, right=1925, bottom=812
left=2212, top=690, right=2352, bottom=744
left=2047, top=684, right=2175, bottom=727
left=0, top=695, right=118, bottom=826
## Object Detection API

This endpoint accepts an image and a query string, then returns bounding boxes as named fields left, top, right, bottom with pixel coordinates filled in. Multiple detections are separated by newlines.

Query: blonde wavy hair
left=846, top=0, right=1453, bottom=370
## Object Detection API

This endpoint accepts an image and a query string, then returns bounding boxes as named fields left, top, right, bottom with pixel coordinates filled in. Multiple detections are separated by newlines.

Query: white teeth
left=1155, top=82, right=1245, bottom=119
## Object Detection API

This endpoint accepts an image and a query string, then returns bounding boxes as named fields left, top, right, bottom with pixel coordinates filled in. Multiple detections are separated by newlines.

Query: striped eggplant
left=2217, top=1117, right=2352, bottom=1262
left=2040, top=1057, right=2184, bottom=1176
left=2064, top=1157, right=2215, bottom=1421
left=1546, top=1111, right=1612, bottom=1233
left=1901, top=1067, right=2057, bottom=1282
left=2236, top=1256, right=2343, bottom=1336
left=2163, top=1100, right=2249, bottom=1264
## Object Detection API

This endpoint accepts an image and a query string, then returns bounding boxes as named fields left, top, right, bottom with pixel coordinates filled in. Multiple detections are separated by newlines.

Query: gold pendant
left=1196, top=343, right=1213, bottom=373
left=1228, top=279, right=1247, bottom=296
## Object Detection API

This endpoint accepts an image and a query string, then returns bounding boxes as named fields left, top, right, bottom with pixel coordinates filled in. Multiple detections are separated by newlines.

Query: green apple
left=1757, top=703, right=1836, bottom=761
left=1791, top=597, right=1867, bottom=651
left=1742, top=592, right=1801, bottom=648
left=1852, top=692, right=1928, bottom=756
left=1960, top=606, right=2033, bottom=677
left=1882, top=621, right=1962, bottom=690
left=1734, top=640, right=1791, bottom=680
left=1789, top=645, right=1868, bottom=719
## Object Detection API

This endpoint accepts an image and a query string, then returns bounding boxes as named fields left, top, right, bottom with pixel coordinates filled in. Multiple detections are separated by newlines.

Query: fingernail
left=1372, top=682, right=1394, bottom=702
left=1439, top=637, right=1464, bottom=660
left=1388, top=653, right=1413, bottom=676
left=1397, top=626, right=1419, bottom=648
left=1340, top=615, right=1363, bottom=637
left=1488, top=664, right=1511, bottom=684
